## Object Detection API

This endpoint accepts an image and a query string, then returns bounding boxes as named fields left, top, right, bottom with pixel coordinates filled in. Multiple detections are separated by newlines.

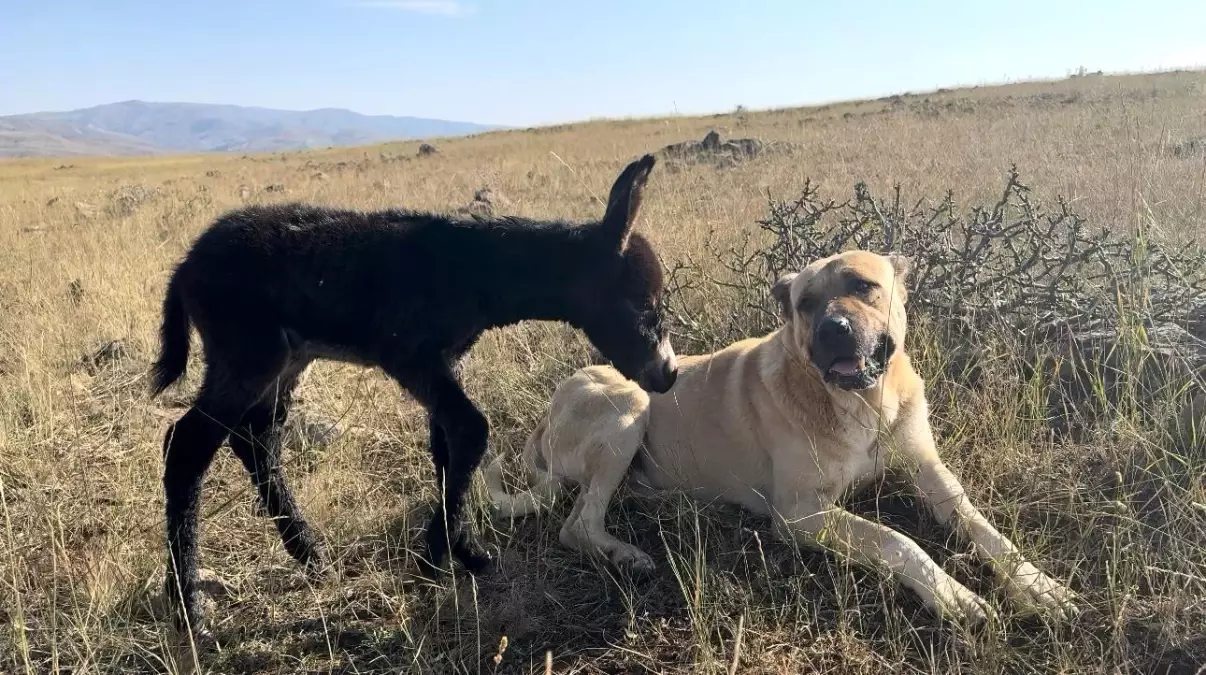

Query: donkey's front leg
left=425, top=406, right=494, bottom=575
left=390, top=360, right=494, bottom=576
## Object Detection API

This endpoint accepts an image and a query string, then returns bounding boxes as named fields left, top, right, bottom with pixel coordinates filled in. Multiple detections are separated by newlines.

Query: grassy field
left=2, top=70, right=1206, bottom=674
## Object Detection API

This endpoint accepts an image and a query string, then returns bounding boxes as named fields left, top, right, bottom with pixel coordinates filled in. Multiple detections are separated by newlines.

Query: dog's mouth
left=821, top=335, right=895, bottom=391
left=824, top=356, right=882, bottom=390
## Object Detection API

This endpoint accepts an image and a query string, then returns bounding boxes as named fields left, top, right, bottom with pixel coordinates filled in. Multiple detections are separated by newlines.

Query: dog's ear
left=771, top=272, right=798, bottom=319
left=887, top=254, right=913, bottom=301
left=887, top=253, right=913, bottom=280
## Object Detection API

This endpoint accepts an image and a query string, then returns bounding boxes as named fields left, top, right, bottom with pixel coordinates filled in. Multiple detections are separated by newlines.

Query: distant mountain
left=0, top=100, right=501, bottom=158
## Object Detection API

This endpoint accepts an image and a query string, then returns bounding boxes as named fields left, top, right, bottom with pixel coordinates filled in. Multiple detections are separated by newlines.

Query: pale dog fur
left=485, top=250, right=1078, bottom=623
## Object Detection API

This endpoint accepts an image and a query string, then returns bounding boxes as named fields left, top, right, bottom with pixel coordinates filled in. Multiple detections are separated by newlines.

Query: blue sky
left=3, top=0, right=1205, bottom=126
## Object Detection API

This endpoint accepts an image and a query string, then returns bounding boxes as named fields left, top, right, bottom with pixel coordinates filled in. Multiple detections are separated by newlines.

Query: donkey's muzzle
left=636, top=338, right=678, bottom=393
left=639, top=360, right=677, bottom=394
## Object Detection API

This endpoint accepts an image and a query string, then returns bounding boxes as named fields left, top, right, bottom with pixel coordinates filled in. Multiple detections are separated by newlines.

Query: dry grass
left=2, top=70, right=1206, bottom=674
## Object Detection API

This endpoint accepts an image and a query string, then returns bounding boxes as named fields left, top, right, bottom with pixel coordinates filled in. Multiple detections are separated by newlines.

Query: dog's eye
left=850, top=278, right=876, bottom=295
left=797, top=295, right=817, bottom=313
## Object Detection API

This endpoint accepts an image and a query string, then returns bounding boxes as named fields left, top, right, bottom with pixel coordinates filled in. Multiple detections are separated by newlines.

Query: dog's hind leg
left=484, top=416, right=565, bottom=518
left=557, top=409, right=654, bottom=573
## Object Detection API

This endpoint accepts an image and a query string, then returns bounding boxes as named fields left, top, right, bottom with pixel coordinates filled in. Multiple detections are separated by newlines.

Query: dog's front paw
left=932, top=577, right=996, bottom=625
left=1004, top=563, right=1079, bottom=620
left=609, top=545, right=655, bottom=575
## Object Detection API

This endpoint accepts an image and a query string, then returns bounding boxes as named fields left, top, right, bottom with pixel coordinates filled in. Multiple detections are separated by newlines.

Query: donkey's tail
left=483, top=415, right=564, bottom=518
left=149, top=272, right=191, bottom=397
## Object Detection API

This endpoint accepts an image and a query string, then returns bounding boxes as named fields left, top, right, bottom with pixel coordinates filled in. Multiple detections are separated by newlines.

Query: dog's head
left=771, top=251, right=912, bottom=391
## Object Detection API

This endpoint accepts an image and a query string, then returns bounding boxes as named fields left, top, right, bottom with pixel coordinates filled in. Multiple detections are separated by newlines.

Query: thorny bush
left=664, top=166, right=1206, bottom=439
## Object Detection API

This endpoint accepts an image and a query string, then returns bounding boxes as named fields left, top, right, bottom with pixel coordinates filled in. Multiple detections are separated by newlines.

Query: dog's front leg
left=772, top=497, right=994, bottom=624
left=912, top=460, right=1079, bottom=619
left=892, top=400, right=1079, bottom=619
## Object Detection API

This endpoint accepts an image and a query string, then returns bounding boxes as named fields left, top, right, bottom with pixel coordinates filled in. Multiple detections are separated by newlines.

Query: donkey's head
left=574, top=154, right=678, bottom=394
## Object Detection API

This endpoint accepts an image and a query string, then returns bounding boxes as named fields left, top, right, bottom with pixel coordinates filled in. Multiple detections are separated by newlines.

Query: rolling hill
left=0, top=100, right=501, bottom=157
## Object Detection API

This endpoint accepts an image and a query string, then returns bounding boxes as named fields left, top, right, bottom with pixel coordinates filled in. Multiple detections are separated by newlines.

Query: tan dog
left=485, top=250, right=1078, bottom=624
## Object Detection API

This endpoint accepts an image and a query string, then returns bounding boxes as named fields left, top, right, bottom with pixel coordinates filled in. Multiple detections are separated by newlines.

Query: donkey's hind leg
left=163, top=372, right=279, bottom=633
left=161, top=328, right=290, bottom=635
left=228, top=359, right=326, bottom=575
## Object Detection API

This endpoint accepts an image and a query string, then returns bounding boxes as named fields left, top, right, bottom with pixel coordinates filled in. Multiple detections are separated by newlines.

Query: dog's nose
left=818, top=316, right=853, bottom=340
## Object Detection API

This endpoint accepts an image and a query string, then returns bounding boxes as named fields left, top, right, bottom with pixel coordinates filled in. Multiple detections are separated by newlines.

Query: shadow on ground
left=101, top=475, right=1205, bottom=674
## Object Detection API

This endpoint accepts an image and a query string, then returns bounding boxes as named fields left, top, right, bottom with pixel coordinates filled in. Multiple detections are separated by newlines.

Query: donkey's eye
left=639, top=306, right=660, bottom=330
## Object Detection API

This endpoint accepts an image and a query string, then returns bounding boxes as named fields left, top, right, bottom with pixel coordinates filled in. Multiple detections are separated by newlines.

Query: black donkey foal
left=149, top=154, right=678, bottom=635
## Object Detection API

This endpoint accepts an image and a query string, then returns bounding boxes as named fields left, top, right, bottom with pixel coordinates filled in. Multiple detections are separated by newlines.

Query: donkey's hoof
left=161, top=572, right=222, bottom=642
left=289, top=534, right=328, bottom=574
left=415, top=548, right=454, bottom=580
left=457, top=548, right=496, bottom=576
left=302, top=556, right=332, bottom=582
left=450, top=534, right=496, bottom=576
left=173, top=622, right=216, bottom=648
left=165, top=598, right=213, bottom=648
left=415, top=560, right=440, bottom=581
left=167, top=620, right=220, bottom=670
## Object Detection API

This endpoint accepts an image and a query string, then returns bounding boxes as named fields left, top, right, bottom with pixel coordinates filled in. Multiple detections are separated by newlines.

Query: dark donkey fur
left=149, top=154, right=677, bottom=635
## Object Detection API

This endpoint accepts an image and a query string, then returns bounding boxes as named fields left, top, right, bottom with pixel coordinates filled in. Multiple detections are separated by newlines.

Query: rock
left=80, top=339, right=127, bottom=373
left=1171, top=388, right=1206, bottom=451
left=107, top=184, right=160, bottom=217
left=1172, top=137, right=1206, bottom=159
left=1037, top=320, right=1206, bottom=437
left=74, top=202, right=100, bottom=219
left=454, top=186, right=512, bottom=220
left=284, top=411, right=343, bottom=448
left=655, top=129, right=784, bottom=167
left=67, top=279, right=85, bottom=306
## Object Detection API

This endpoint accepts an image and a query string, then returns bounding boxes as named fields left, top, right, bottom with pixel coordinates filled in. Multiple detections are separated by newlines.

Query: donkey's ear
left=771, top=272, right=798, bottom=320
left=599, top=154, right=656, bottom=252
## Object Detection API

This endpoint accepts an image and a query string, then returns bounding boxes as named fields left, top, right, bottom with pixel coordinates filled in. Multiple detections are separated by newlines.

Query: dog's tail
left=149, top=271, right=191, bottom=398
left=483, top=415, right=564, bottom=518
